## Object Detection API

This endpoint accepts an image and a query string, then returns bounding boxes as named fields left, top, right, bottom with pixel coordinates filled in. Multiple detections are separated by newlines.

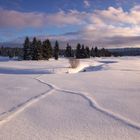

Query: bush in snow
left=69, top=58, right=80, bottom=69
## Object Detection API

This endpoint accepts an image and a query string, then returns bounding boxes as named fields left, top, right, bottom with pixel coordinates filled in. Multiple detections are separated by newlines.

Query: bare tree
left=69, top=58, right=80, bottom=69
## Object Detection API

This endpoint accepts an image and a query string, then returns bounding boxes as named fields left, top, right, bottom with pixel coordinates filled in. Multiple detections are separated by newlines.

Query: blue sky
left=0, top=0, right=140, bottom=48
left=0, top=0, right=138, bottom=12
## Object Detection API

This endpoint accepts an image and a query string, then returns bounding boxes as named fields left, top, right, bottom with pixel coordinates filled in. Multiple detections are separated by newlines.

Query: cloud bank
left=0, top=5, right=140, bottom=48
left=0, top=8, right=88, bottom=28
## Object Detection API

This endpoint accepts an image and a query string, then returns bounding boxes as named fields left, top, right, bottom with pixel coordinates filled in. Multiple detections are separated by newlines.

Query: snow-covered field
left=0, top=56, right=140, bottom=140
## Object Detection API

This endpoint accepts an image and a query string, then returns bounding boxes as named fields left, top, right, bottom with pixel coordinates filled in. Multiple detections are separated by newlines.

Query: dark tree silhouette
left=23, top=37, right=32, bottom=60
left=36, top=40, right=43, bottom=60
left=54, top=40, right=59, bottom=60
left=42, top=39, right=52, bottom=60
left=31, top=37, right=38, bottom=60
left=65, top=43, right=73, bottom=57
left=76, top=43, right=81, bottom=58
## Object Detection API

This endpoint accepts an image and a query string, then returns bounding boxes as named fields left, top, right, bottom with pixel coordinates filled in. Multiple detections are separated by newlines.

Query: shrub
left=69, top=58, right=80, bottom=68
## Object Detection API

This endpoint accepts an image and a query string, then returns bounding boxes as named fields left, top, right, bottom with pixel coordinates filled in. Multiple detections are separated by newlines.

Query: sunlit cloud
left=0, top=8, right=44, bottom=28
left=1, top=5, right=140, bottom=47
left=0, top=8, right=88, bottom=28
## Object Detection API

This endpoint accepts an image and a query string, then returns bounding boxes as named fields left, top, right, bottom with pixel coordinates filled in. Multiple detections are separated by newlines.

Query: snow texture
left=0, top=57, right=140, bottom=140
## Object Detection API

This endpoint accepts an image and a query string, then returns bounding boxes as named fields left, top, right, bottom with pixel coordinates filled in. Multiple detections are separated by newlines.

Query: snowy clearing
left=0, top=57, right=140, bottom=140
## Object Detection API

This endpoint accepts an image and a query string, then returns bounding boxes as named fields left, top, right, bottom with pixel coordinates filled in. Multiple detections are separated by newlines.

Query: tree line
left=23, top=37, right=111, bottom=60
left=23, top=37, right=59, bottom=60
left=0, top=46, right=22, bottom=58
left=65, top=43, right=111, bottom=58
left=0, top=37, right=112, bottom=59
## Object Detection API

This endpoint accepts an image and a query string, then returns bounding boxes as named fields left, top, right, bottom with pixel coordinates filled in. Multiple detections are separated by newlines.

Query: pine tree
left=85, top=46, right=90, bottom=58
left=81, top=44, right=86, bottom=58
left=65, top=43, right=73, bottom=57
left=54, top=40, right=59, bottom=60
left=42, top=39, right=52, bottom=60
left=76, top=43, right=81, bottom=58
left=23, top=37, right=31, bottom=60
left=31, top=37, right=38, bottom=60
left=48, top=40, right=53, bottom=58
left=95, top=46, right=99, bottom=57
left=90, top=47, right=95, bottom=57
left=36, top=40, right=43, bottom=60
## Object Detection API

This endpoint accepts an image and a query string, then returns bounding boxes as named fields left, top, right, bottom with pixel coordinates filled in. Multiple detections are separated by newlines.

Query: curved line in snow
left=37, top=75, right=140, bottom=131
left=0, top=77, right=54, bottom=125
left=0, top=74, right=140, bottom=131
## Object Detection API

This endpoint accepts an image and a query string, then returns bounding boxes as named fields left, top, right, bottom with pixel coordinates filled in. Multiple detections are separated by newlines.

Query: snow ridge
left=36, top=75, right=140, bottom=131
left=0, top=74, right=140, bottom=131
left=0, top=87, right=54, bottom=125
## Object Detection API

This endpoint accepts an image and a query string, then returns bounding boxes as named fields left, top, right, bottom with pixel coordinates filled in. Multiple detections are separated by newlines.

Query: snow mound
left=0, top=58, right=106, bottom=74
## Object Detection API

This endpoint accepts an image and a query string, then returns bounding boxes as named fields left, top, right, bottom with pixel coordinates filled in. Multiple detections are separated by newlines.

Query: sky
left=0, top=0, right=140, bottom=48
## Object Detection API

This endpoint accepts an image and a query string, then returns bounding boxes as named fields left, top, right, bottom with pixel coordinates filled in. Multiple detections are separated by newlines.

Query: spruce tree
left=42, top=39, right=52, bottom=60
left=76, top=43, right=81, bottom=58
left=36, top=40, right=43, bottom=60
left=85, top=46, right=90, bottom=58
left=90, top=47, right=95, bottom=57
left=48, top=40, right=53, bottom=58
left=32, top=37, right=38, bottom=60
left=54, top=40, right=59, bottom=60
left=81, top=44, right=86, bottom=58
left=65, top=43, right=73, bottom=57
left=95, top=46, right=99, bottom=57
left=23, top=37, right=31, bottom=60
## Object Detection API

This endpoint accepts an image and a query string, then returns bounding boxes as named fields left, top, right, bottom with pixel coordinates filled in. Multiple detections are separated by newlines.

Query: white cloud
left=0, top=8, right=45, bottom=28
left=1, top=5, right=140, bottom=29
left=0, top=8, right=88, bottom=28
left=84, top=6, right=140, bottom=39
left=84, top=0, right=90, bottom=7
left=1, top=5, right=140, bottom=47
left=46, top=10, right=88, bottom=26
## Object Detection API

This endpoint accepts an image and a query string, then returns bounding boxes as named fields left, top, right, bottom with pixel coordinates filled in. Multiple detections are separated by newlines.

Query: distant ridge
left=108, top=48, right=140, bottom=56
left=0, top=42, right=22, bottom=48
